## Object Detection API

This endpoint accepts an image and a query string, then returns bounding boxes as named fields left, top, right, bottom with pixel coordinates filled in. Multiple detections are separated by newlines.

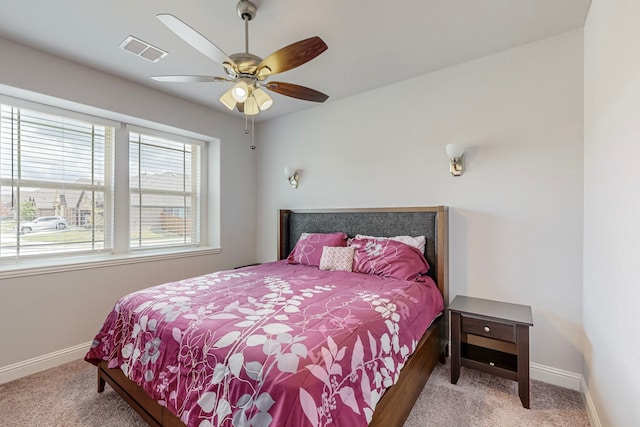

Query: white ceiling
left=0, top=0, right=591, bottom=122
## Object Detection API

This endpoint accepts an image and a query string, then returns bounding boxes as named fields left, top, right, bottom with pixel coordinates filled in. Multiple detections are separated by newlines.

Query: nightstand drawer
left=461, top=316, right=515, bottom=342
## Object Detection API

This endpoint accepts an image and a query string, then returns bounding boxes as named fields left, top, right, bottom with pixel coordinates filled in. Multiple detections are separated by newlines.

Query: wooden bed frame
left=96, top=206, right=449, bottom=427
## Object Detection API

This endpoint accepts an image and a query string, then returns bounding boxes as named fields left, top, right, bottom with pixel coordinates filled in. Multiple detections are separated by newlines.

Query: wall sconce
left=284, top=167, right=300, bottom=189
left=446, top=144, right=465, bottom=176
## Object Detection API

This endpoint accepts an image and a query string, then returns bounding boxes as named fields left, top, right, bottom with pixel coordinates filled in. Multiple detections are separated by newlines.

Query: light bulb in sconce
left=284, top=167, right=300, bottom=189
left=446, top=144, right=465, bottom=176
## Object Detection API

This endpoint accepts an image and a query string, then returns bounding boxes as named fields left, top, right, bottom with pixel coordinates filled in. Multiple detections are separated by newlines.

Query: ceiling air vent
left=119, top=35, right=168, bottom=62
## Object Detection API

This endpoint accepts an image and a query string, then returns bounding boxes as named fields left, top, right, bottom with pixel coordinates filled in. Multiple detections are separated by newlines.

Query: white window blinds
left=129, top=131, right=201, bottom=250
left=0, top=103, right=114, bottom=259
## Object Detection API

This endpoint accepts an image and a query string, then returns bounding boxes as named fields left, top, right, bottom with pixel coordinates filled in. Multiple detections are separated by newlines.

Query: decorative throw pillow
left=287, top=232, right=348, bottom=267
left=350, top=237, right=430, bottom=281
left=319, top=246, right=355, bottom=272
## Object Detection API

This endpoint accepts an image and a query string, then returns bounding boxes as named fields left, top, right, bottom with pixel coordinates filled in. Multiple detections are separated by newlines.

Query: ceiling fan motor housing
left=227, top=52, right=262, bottom=77
left=237, top=0, right=257, bottom=21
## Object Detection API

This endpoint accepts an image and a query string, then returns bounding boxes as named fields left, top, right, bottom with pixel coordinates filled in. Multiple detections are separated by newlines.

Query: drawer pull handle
left=484, top=326, right=491, bottom=332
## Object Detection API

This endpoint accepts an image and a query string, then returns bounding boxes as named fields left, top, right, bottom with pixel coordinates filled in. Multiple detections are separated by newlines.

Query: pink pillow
left=287, top=232, right=348, bottom=267
left=350, top=237, right=430, bottom=281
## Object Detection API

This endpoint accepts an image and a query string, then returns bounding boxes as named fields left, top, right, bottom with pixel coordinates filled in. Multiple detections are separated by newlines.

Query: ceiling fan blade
left=151, top=75, right=229, bottom=83
left=236, top=103, right=245, bottom=113
left=157, top=14, right=236, bottom=68
left=256, top=37, right=327, bottom=78
left=265, top=82, right=329, bottom=103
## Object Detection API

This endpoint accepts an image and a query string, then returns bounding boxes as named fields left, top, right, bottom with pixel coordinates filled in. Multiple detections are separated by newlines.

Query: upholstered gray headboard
left=278, top=207, right=449, bottom=302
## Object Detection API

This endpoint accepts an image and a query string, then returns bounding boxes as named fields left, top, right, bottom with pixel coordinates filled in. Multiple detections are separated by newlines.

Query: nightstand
left=448, top=295, right=533, bottom=408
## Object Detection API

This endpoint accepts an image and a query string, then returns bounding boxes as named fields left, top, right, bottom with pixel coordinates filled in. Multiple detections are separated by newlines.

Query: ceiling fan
left=152, top=0, right=329, bottom=116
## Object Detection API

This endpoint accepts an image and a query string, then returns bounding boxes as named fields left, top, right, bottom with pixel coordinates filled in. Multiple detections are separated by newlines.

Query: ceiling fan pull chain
left=244, top=114, right=256, bottom=150
left=250, top=116, right=256, bottom=150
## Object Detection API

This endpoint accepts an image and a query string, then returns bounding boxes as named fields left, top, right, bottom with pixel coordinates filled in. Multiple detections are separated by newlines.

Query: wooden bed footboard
left=98, top=360, right=184, bottom=427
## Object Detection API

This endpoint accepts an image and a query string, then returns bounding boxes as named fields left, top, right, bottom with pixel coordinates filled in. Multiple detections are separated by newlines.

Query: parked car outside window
left=18, top=216, right=68, bottom=233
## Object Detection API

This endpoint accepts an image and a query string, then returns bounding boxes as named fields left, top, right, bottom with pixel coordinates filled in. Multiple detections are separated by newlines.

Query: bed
left=86, top=206, right=449, bottom=427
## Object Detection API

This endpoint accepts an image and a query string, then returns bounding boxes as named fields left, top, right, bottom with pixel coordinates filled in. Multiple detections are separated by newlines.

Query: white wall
left=0, top=38, right=258, bottom=368
left=256, top=31, right=585, bottom=375
left=584, top=0, right=640, bottom=425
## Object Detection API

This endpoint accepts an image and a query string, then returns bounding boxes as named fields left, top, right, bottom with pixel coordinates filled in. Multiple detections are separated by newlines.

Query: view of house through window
left=0, top=100, right=206, bottom=263
left=0, top=104, right=114, bottom=259
left=129, top=131, right=201, bottom=249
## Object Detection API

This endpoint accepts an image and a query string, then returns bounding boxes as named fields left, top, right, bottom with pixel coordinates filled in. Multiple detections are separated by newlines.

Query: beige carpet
left=0, top=359, right=589, bottom=426
left=404, top=361, right=590, bottom=427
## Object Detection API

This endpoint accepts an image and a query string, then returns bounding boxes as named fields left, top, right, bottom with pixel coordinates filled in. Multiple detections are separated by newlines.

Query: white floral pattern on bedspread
left=85, top=261, right=444, bottom=427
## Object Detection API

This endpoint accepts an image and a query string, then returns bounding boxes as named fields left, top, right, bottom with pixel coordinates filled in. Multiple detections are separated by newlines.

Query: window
left=129, top=130, right=201, bottom=249
left=0, top=103, right=114, bottom=259
left=0, top=96, right=214, bottom=271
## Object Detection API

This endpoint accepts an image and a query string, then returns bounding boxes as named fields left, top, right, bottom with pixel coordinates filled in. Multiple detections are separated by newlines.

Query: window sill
left=0, top=246, right=222, bottom=279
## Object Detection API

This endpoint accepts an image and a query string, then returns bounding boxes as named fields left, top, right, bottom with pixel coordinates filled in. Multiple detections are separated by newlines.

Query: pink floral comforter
left=85, top=261, right=444, bottom=427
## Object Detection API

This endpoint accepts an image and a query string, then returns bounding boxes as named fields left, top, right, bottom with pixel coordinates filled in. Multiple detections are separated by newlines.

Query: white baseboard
left=530, top=362, right=602, bottom=427
left=581, top=377, right=603, bottom=427
left=530, top=362, right=582, bottom=391
left=0, top=341, right=92, bottom=385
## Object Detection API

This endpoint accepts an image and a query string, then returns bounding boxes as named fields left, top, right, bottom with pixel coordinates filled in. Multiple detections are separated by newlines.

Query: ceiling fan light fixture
left=232, top=81, right=249, bottom=102
left=253, top=88, right=273, bottom=110
left=244, top=95, right=259, bottom=115
left=220, top=89, right=237, bottom=110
